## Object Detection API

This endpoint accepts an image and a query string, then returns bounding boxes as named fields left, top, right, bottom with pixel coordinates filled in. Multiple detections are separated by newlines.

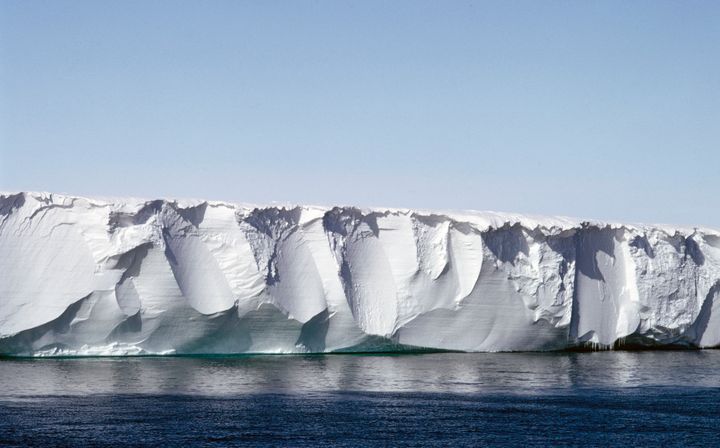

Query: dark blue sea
left=0, top=351, right=718, bottom=447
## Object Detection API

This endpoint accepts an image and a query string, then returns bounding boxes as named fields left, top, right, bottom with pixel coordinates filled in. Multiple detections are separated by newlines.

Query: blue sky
left=1, top=1, right=718, bottom=226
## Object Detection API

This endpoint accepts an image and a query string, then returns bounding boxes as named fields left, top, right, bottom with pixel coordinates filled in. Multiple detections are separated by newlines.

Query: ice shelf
left=1, top=191, right=719, bottom=356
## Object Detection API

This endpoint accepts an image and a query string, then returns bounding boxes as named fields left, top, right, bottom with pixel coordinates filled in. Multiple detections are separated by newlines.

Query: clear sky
left=1, top=1, right=718, bottom=226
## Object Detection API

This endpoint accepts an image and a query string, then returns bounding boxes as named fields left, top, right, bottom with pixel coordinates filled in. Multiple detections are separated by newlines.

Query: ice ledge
left=3, top=191, right=713, bottom=235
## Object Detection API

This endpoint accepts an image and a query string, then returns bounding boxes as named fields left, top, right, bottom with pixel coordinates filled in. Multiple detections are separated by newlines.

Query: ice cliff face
left=1, top=192, right=719, bottom=356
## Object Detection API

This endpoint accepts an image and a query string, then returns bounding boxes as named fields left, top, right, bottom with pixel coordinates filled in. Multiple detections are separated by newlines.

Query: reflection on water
left=1, top=351, right=719, bottom=398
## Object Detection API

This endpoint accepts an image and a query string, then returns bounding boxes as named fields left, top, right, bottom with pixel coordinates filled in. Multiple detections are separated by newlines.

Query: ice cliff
left=1, top=192, right=719, bottom=356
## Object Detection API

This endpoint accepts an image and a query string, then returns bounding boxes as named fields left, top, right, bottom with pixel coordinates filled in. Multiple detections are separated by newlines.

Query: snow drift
left=1, top=192, right=719, bottom=356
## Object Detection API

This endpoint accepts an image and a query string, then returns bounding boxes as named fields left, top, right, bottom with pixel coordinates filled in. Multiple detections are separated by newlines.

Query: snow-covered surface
left=1, top=191, right=719, bottom=356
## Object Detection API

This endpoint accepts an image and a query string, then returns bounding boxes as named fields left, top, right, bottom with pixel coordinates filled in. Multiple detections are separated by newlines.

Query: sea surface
left=0, top=351, right=719, bottom=447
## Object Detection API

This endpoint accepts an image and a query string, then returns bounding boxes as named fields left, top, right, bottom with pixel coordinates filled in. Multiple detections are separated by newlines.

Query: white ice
left=1, top=192, right=719, bottom=356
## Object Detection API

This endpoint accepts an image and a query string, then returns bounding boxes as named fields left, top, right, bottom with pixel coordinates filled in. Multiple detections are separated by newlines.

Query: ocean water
left=0, top=351, right=719, bottom=447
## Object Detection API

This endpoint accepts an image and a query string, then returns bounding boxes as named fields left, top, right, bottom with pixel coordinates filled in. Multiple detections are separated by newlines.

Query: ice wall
left=1, top=192, right=719, bottom=356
